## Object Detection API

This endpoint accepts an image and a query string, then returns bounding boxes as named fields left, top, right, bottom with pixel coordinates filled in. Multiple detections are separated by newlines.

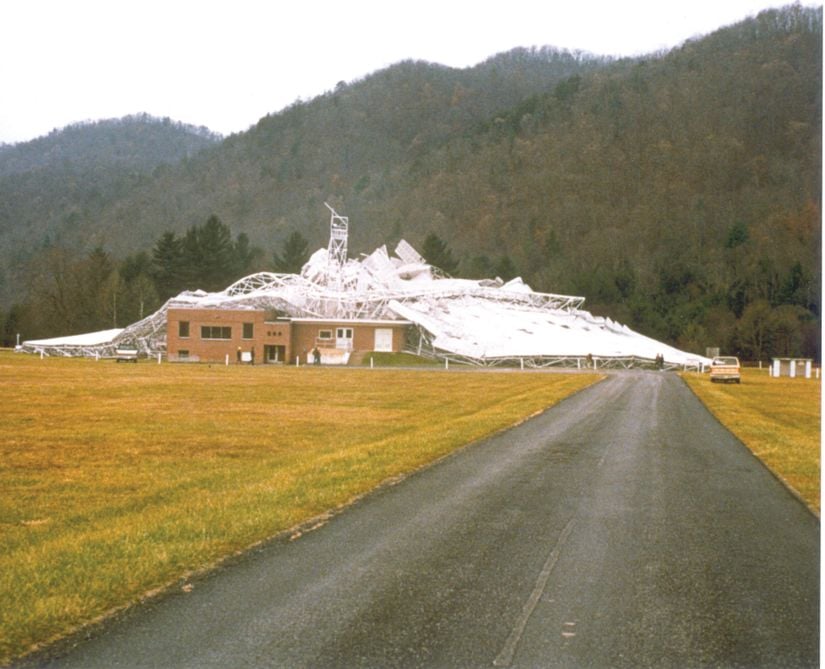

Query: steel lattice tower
left=325, top=202, right=348, bottom=277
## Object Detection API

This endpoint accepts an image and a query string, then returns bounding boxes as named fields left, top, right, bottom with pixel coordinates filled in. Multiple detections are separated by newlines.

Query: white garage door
left=374, top=328, right=393, bottom=352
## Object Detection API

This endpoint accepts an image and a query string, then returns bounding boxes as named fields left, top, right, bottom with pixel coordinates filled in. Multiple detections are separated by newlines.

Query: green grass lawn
left=683, top=367, right=820, bottom=515
left=0, top=351, right=600, bottom=663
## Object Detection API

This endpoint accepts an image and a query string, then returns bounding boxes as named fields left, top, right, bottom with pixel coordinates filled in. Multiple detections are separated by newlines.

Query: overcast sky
left=0, top=0, right=812, bottom=144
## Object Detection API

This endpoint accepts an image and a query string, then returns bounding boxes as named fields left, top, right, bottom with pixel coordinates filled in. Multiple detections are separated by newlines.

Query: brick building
left=166, top=307, right=410, bottom=364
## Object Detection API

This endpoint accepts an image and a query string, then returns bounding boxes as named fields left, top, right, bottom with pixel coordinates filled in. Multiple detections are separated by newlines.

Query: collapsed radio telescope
left=326, top=202, right=349, bottom=279
left=20, top=207, right=709, bottom=370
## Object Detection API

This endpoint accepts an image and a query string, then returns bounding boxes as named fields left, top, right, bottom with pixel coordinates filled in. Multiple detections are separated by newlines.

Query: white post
left=790, top=360, right=797, bottom=378
left=158, top=353, right=162, bottom=364
left=445, top=358, right=449, bottom=370
left=225, top=354, right=229, bottom=366
left=759, top=360, right=762, bottom=369
left=40, top=350, right=44, bottom=360
left=769, top=365, right=773, bottom=377
left=296, top=356, right=300, bottom=367
left=773, top=359, right=780, bottom=377
left=520, top=358, right=524, bottom=371
left=95, top=352, right=99, bottom=361
left=805, top=360, right=811, bottom=379
left=370, top=356, right=374, bottom=369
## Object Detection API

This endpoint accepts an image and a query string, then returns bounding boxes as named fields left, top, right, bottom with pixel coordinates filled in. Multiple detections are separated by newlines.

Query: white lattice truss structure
left=21, top=210, right=709, bottom=370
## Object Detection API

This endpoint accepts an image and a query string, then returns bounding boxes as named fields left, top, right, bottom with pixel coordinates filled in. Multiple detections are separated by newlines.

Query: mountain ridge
left=0, top=114, right=220, bottom=176
left=0, top=4, right=820, bottom=360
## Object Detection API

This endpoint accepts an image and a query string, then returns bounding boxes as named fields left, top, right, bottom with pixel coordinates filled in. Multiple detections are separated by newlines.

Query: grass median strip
left=683, top=368, right=820, bottom=515
left=0, top=351, right=600, bottom=663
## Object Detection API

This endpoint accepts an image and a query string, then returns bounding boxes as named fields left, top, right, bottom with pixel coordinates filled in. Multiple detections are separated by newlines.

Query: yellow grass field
left=0, top=351, right=600, bottom=663
left=683, top=368, right=821, bottom=515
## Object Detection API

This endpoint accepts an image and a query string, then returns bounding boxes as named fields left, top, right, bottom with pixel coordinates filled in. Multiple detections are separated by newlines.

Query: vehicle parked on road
left=710, top=356, right=741, bottom=383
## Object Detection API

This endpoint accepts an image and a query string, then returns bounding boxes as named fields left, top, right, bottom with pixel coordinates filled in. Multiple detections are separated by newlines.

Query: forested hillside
left=388, top=6, right=822, bottom=358
left=0, top=116, right=220, bottom=298
left=0, top=114, right=220, bottom=176
left=0, top=5, right=820, bottom=361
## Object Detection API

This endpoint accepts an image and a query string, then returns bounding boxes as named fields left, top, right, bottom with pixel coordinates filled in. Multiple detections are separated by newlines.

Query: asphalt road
left=27, top=372, right=819, bottom=668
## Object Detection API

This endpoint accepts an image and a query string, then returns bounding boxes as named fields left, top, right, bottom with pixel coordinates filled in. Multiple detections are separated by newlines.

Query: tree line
left=422, top=229, right=818, bottom=361
left=2, top=220, right=817, bottom=362
left=0, top=216, right=313, bottom=345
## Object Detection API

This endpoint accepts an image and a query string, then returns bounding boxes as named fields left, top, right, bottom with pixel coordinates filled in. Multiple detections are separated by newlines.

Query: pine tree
left=495, top=256, right=518, bottom=282
left=195, top=215, right=237, bottom=291
left=151, top=232, right=184, bottom=299
left=273, top=230, right=310, bottom=274
left=421, top=233, right=459, bottom=276
left=234, top=233, right=264, bottom=276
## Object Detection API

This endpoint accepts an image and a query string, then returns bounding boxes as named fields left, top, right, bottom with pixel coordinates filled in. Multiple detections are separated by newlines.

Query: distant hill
left=0, top=4, right=820, bottom=360
left=0, top=115, right=220, bottom=301
left=0, top=50, right=610, bottom=272
left=0, top=114, right=220, bottom=176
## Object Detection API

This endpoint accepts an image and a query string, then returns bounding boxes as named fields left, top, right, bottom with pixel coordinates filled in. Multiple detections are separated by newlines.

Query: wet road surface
left=28, top=372, right=819, bottom=668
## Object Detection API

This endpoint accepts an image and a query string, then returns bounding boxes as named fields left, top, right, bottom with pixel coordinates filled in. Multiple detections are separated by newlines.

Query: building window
left=318, top=329, right=333, bottom=340
left=179, top=350, right=189, bottom=359
left=179, top=321, right=190, bottom=338
left=201, top=326, right=231, bottom=340
left=243, top=322, right=254, bottom=339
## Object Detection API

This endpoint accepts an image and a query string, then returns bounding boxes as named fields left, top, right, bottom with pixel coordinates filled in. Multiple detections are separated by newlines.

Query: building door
left=336, top=327, right=354, bottom=350
left=265, top=345, right=285, bottom=363
left=374, top=328, right=393, bottom=352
